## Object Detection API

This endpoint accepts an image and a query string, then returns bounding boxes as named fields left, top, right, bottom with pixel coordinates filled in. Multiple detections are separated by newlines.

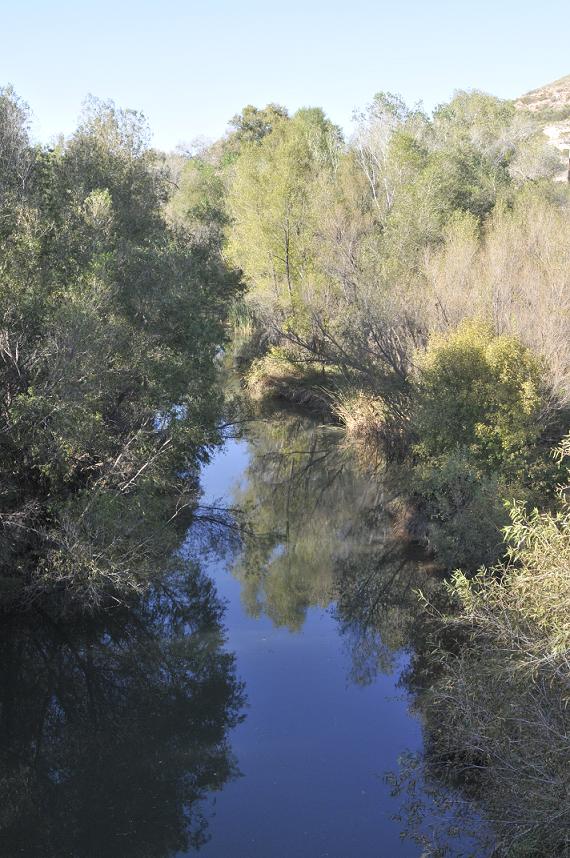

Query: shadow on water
left=0, top=564, right=245, bottom=858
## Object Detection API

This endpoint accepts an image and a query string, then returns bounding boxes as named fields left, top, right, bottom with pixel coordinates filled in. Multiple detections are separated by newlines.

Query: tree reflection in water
left=0, top=564, right=245, bottom=857
left=231, top=409, right=439, bottom=678
left=230, top=409, right=488, bottom=855
left=231, top=412, right=380, bottom=631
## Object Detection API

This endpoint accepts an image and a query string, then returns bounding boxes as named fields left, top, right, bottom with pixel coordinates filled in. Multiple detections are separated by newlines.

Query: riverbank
left=238, top=336, right=550, bottom=573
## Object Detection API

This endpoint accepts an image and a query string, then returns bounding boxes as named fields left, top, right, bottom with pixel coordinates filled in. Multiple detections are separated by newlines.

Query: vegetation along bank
left=185, top=85, right=569, bottom=855
left=1, top=76, right=569, bottom=854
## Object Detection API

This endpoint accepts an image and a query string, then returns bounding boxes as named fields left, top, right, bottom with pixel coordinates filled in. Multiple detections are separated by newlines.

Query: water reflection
left=231, top=410, right=439, bottom=682
left=0, top=564, right=245, bottom=857
left=0, top=406, right=489, bottom=857
left=226, top=410, right=484, bottom=855
left=335, top=524, right=441, bottom=686
left=231, top=413, right=381, bottom=631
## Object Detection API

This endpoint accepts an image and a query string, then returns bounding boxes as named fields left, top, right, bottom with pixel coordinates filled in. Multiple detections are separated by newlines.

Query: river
left=0, top=406, right=483, bottom=857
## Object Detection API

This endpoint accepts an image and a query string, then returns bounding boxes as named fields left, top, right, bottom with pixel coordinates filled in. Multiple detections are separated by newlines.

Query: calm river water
left=0, top=408, right=482, bottom=857
left=185, top=409, right=458, bottom=858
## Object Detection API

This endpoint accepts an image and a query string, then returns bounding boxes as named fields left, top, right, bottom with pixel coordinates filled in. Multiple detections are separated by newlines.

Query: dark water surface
left=0, top=410, right=477, bottom=857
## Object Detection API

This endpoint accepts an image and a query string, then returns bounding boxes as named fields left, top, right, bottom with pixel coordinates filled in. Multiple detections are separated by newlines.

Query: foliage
left=412, top=320, right=548, bottom=484
left=167, top=156, right=228, bottom=238
left=416, top=440, right=570, bottom=856
left=226, top=107, right=341, bottom=314
left=412, top=449, right=507, bottom=571
left=407, top=320, right=562, bottom=568
left=228, top=103, right=289, bottom=149
left=0, top=90, right=241, bottom=606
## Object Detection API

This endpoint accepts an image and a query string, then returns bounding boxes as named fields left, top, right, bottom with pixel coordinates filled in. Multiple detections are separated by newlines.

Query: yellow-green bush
left=412, top=320, right=551, bottom=488
left=406, top=320, right=563, bottom=568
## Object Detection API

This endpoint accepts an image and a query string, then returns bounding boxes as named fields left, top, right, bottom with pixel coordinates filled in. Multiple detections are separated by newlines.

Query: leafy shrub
left=412, top=320, right=553, bottom=490
left=413, top=448, right=507, bottom=570
left=420, top=439, right=570, bottom=855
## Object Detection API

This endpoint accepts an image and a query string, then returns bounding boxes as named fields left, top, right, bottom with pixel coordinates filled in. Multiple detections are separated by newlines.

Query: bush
left=412, top=320, right=553, bottom=491
left=413, top=448, right=507, bottom=570
left=421, top=441, right=570, bottom=855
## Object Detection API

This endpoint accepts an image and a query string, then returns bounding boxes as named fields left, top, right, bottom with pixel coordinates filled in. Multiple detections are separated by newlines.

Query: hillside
left=515, top=74, right=570, bottom=180
left=515, top=73, right=570, bottom=118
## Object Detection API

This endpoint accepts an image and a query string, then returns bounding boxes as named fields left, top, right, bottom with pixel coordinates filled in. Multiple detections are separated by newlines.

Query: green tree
left=0, top=90, right=241, bottom=606
left=227, top=107, right=341, bottom=312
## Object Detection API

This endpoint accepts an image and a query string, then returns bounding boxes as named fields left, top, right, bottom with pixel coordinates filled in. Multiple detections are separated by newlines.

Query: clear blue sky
left=2, top=0, right=568, bottom=150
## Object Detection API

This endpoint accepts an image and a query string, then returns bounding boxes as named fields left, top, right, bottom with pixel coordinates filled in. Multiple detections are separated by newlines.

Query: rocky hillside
left=515, top=74, right=570, bottom=118
left=515, top=75, right=570, bottom=181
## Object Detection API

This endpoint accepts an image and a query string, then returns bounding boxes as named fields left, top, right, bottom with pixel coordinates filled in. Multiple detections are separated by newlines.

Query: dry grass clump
left=334, top=391, right=386, bottom=443
left=245, top=348, right=334, bottom=412
left=245, top=349, right=304, bottom=400
left=333, top=390, right=409, bottom=465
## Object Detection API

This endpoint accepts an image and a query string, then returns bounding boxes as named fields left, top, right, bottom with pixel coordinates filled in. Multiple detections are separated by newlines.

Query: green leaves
left=413, top=320, right=547, bottom=479
left=226, top=107, right=341, bottom=311
left=0, top=90, right=241, bottom=606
